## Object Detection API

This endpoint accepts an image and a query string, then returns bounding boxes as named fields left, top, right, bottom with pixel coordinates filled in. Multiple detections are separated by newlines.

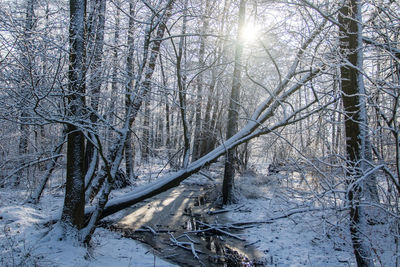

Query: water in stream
left=105, top=183, right=265, bottom=266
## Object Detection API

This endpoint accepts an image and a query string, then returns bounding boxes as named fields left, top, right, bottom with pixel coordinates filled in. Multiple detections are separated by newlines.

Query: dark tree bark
left=159, top=55, right=171, bottom=150
left=175, top=0, right=190, bottom=167
left=141, top=94, right=151, bottom=162
left=223, top=0, right=246, bottom=205
left=339, top=1, right=375, bottom=266
left=125, top=1, right=136, bottom=179
left=109, top=0, right=120, bottom=137
left=60, top=0, right=87, bottom=232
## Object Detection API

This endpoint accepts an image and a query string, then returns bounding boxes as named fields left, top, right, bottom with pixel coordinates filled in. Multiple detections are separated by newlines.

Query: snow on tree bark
left=338, top=1, right=375, bottom=265
left=81, top=0, right=175, bottom=242
left=125, top=1, right=136, bottom=179
left=60, top=0, right=87, bottom=232
left=223, top=0, right=246, bottom=205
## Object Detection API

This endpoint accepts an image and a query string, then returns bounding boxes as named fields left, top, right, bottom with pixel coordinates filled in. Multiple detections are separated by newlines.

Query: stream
left=102, top=181, right=265, bottom=266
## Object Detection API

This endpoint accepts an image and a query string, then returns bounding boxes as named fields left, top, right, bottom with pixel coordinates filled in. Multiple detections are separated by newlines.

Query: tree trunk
left=81, top=0, right=175, bottom=242
left=141, top=96, right=151, bottom=162
left=89, top=69, right=320, bottom=220
left=338, top=1, right=375, bottom=265
left=109, top=0, right=120, bottom=140
left=192, top=0, right=210, bottom=162
left=175, top=0, right=190, bottom=167
left=87, top=32, right=322, bottom=219
left=125, top=1, right=136, bottom=179
left=223, top=0, right=246, bottom=205
left=60, top=0, right=87, bottom=232
left=17, top=0, right=36, bottom=186
left=84, top=0, right=106, bottom=182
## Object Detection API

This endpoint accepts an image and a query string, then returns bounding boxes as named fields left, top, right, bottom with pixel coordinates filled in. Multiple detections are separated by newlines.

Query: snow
left=229, top=168, right=357, bottom=266
left=0, top=186, right=176, bottom=267
left=1, top=160, right=397, bottom=266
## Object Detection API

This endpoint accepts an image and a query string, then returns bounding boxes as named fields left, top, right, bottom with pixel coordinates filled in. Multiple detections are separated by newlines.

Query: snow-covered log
left=86, top=63, right=325, bottom=220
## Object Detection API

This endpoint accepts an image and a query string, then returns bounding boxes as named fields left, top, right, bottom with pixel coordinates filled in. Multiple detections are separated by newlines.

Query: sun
left=240, top=22, right=260, bottom=44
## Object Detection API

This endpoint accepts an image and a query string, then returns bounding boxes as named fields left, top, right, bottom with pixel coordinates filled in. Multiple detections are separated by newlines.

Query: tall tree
left=192, top=0, right=210, bottom=161
left=60, top=0, right=87, bottom=234
left=17, top=0, right=36, bottom=185
left=175, top=0, right=190, bottom=167
left=81, top=1, right=175, bottom=243
left=199, top=0, right=231, bottom=158
left=338, top=0, right=376, bottom=265
left=222, top=0, right=246, bottom=204
left=125, top=0, right=136, bottom=179
left=85, top=0, right=106, bottom=188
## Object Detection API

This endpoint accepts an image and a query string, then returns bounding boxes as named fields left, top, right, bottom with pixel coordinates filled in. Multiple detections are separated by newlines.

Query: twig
left=199, top=171, right=215, bottom=181
left=245, top=239, right=261, bottom=247
left=144, top=225, right=157, bottom=235
left=168, top=233, right=203, bottom=258
left=176, top=233, right=199, bottom=244
left=195, top=220, right=246, bottom=241
left=135, top=228, right=173, bottom=233
left=207, top=204, right=245, bottom=215
left=4, top=154, right=64, bottom=181
left=231, top=206, right=349, bottom=227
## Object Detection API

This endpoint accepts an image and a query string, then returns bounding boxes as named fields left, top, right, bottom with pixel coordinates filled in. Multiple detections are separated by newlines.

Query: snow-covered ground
left=231, top=169, right=355, bottom=266
left=0, top=160, right=397, bottom=266
left=0, top=169, right=177, bottom=267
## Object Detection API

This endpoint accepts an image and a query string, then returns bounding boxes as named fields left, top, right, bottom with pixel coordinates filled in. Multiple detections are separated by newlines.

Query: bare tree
left=222, top=0, right=246, bottom=204
left=125, top=0, right=136, bottom=180
left=338, top=0, right=376, bottom=265
left=16, top=0, right=36, bottom=186
left=59, top=0, right=87, bottom=236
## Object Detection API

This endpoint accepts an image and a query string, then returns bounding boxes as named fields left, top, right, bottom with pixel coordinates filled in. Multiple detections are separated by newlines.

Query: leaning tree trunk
left=222, top=0, right=246, bottom=205
left=339, top=1, right=375, bottom=266
left=80, top=1, right=175, bottom=243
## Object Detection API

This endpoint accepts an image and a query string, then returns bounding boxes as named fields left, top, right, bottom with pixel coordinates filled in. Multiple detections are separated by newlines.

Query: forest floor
left=2, top=159, right=394, bottom=266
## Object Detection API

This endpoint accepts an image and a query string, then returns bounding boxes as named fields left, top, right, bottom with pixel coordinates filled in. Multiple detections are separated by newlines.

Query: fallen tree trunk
left=86, top=66, right=326, bottom=220
left=84, top=21, right=329, bottom=221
